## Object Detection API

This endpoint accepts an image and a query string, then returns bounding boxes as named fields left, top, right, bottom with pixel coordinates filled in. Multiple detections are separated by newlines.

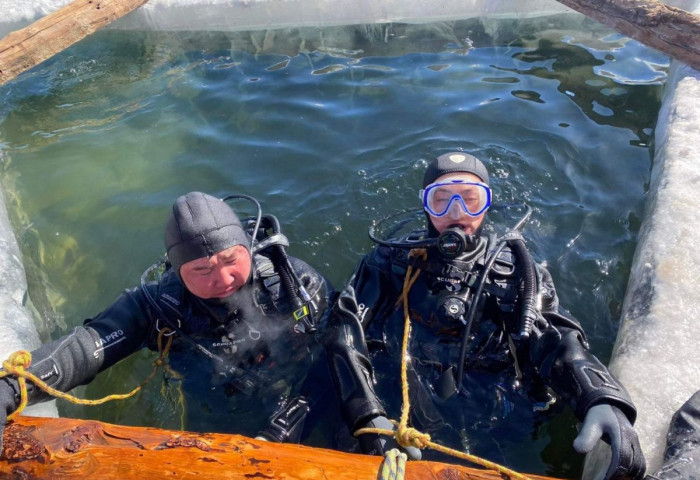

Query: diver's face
left=180, top=245, right=252, bottom=299
left=427, top=172, right=487, bottom=235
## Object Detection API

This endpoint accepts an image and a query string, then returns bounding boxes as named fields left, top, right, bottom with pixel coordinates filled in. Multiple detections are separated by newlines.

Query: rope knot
left=396, top=425, right=431, bottom=449
left=8, top=350, right=31, bottom=369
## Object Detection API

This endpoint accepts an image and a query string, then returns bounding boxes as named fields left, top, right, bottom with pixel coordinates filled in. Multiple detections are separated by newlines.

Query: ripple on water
left=0, top=18, right=666, bottom=478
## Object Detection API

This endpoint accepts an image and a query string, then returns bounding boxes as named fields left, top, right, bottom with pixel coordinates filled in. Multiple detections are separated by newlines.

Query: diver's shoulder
left=287, top=255, right=323, bottom=280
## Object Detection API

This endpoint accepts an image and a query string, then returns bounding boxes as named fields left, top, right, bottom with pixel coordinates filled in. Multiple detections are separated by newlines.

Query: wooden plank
left=0, top=415, right=565, bottom=480
left=0, top=0, right=149, bottom=86
left=556, top=0, right=700, bottom=70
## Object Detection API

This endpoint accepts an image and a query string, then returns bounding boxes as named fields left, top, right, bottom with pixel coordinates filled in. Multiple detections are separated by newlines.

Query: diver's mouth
left=448, top=223, right=467, bottom=231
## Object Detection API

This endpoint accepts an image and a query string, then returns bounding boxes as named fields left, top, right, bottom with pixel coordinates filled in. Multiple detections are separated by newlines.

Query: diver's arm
left=535, top=264, right=590, bottom=335
left=330, top=250, right=422, bottom=459
left=529, top=263, right=635, bottom=420
left=528, top=265, right=645, bottom=479
left=326, top=283, right=423, bottom=457
left=1, top=287, right=153, bottom=408
left=325, top=283, right=387, bottom=431
left=531, top=324, right=636, bottom=422
left=545, top=326, right=649, bottom=479
left=328, top=247, right=401, bottom=427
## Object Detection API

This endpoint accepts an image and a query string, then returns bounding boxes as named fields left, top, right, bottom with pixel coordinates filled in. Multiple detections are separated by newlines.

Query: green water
left=0, top=15, right=666, bottom=477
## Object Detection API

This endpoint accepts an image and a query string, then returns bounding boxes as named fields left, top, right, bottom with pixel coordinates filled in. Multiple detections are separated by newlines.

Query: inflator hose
left=261, top=215, right=303, bottom=310
left=507, top=237, right=538, bottom=338
left=454, top=205, right=534, bottom=391
left=455, top=238, right=504, bottom=390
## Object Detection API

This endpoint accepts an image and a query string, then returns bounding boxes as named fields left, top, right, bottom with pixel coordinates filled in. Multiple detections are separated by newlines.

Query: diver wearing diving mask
left=326, top=152, right=646, bottom=480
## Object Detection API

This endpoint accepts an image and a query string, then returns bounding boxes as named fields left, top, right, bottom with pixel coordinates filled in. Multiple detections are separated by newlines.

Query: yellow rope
left=380, top=449, right=407, bottom=480
left=0, top=328, right=174, bottom=421
left=356, top=248, right=535, bottom=480
left=159, top=361, right=187, bottom=431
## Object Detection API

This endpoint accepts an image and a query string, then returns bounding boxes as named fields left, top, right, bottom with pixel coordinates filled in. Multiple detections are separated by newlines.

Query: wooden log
left=0, top=415, right=565, bottom=480
left=0, top=0, right=149, bottom=86
left=555, top=0, right=700, bottom=71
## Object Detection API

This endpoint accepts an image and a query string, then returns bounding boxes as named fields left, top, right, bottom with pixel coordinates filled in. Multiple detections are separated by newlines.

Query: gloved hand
left=357, top=415, right=422, bottom=461
left=573, top=404, right=646, bottom=480
left=0, top=379, right=19, bottom=454
left=256, top=396, right=310, bottom=444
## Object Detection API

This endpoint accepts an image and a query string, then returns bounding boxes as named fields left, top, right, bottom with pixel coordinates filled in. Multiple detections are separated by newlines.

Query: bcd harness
left=370, top=205, right=540, bottom=395
left=388, top=238, right=525, bottom=396
left=396, top=241, right=518, bottom=307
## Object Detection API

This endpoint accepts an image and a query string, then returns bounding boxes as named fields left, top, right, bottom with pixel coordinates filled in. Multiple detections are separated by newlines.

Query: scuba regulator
left=368, top=208, right=482, bottom=259
left=436, top=226, right=479, bottom=258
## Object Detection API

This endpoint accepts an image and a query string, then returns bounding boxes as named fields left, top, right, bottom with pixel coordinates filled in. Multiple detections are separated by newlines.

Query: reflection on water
left=508, top=37, right=662, bottom=145
left=0, top=14, right=666, bottom=478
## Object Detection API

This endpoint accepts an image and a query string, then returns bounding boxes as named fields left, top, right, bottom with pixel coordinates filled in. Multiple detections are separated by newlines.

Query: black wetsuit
left=3, top=253, right=334, bottom=442
left=646, top=389, right=700, bottom=479
left=327, top=233, right=638, bottom=469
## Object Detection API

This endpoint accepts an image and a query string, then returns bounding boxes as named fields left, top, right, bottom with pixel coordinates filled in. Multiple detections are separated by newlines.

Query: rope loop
left=380, top=449, right=407, bottom=480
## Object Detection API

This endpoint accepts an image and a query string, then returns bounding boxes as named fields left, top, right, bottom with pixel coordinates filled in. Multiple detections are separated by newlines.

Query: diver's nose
left=214, top=265, right=235, bottom=285
left=447, top=200, right=464, bottom=220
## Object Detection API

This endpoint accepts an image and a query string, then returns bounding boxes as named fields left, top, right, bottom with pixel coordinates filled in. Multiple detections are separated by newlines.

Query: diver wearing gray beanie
left=0, top=190, right=335, bottom=449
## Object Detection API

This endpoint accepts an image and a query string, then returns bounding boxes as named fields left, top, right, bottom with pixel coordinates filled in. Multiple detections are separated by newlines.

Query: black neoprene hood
left=165, top=191, right=250, bottom=272
left=422, top=152, right=490, bottom=187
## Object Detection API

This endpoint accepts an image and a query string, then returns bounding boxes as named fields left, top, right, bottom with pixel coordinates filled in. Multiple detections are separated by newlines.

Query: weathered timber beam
left=556, top=0, right=700, bottom=71
left=0, top=415, right=563, bottom=480
left=0, top=0, right=149, bottom=86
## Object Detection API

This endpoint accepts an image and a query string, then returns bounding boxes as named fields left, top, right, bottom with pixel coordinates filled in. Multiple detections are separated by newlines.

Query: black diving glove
left=256, top=396, right=310, bottom=443
left=0, top=379, right=20, bottom=454
left=647, top=389, right=700, bottom=479
left=574, top=404, right=646, bottom=480
left=357, top=415, right=422, bottom=461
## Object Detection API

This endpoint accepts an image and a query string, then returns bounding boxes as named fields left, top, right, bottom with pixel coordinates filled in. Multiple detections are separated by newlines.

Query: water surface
left=0, top=15, right=667, bottom=478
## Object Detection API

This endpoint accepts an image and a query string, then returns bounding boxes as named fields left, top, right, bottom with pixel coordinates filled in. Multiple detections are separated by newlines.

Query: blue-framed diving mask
left=419, top=179, right=492, bottom=218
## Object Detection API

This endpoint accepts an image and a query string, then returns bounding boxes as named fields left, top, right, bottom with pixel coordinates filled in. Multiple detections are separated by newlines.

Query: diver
left=325, top=152, right=646, bottom=479
left=0, top=191, right=336, bottom=449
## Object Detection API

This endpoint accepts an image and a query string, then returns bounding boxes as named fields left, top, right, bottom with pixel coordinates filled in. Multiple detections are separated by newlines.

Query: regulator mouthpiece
left=437, top=227, right=478, bottom=258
